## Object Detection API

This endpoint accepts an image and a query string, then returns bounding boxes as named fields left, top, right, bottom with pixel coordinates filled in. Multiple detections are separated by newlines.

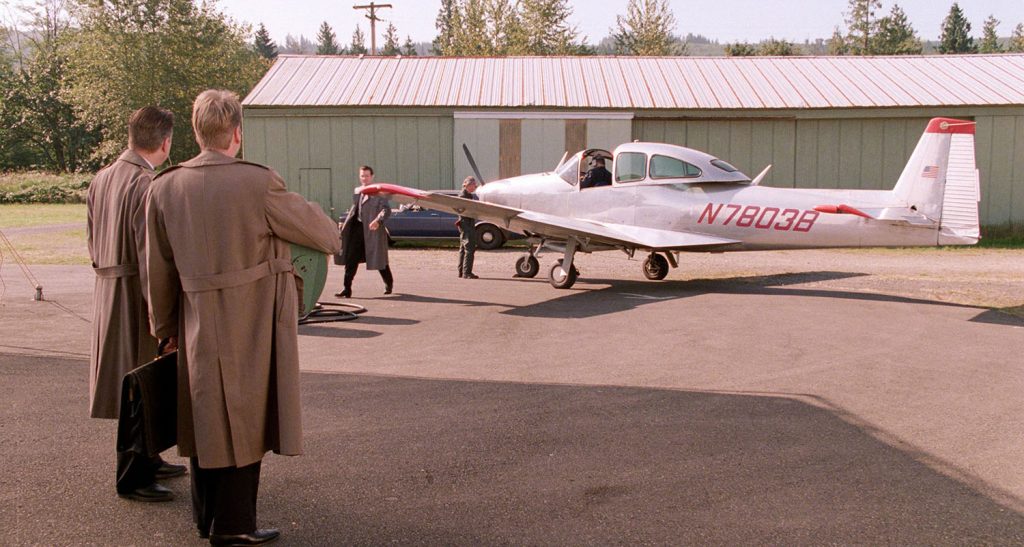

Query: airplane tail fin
left=892, top=118, right=980, bottom=245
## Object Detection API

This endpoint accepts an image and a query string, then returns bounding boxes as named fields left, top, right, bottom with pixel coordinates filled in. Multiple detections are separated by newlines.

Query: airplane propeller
left=462, top=144, right=486, bottom=186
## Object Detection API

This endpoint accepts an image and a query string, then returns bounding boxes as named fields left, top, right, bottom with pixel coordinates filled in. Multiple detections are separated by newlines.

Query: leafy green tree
left=254, top=23, right=278, bottom=60
left=758, top=38, right=795, bottom=56
left=66, top=0, right=267, bottom=163
left=316, top=21, right=339, bottom=54
left=979, top=15, right=1002, bottom=53
left=1010, top=23, right=1024, bottom=52
left=349, top=24, right=368, bottom=55
left=1, top=0, right=99, bottom=171
left=457, top=0, right=493, bottom=55
left=381, top=23, right=400, bottom=55
left=400, top=36, right=417, bottom=56
left=613, top=0, right=680, bottom=56
left=874, top=3, right=922, bottom=54
left=724, top=42, right=756, bottom=56
left=938, top=2, right=977, bottom=53
left=489, top=0, right=526, bottom=54
left=518, top=0, right=580, bottom=55
left=827, top=27, right=850, bottom=55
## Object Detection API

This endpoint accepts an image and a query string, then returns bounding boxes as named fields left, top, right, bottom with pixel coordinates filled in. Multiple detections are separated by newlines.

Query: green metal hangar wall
left=242, top=54, right=1024, bottom=225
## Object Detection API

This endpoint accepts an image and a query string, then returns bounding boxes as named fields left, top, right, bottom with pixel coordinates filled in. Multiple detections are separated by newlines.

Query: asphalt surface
left=2, top=248, right=1023, bottom=545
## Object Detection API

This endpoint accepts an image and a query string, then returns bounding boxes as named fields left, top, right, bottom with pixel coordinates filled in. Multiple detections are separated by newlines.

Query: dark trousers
left=115, top=449, right=161, bottom=494
left=191, top=457, right=262, bottom=536
left=458, top=225, right=477, bottom=276
left=344, top=262, right=393, bottom=289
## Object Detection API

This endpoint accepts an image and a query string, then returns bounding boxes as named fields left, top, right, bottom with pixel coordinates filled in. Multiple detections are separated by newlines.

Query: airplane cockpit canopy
left=556, top=149, right=613, bottom=186
left=612, top=142, right=751, bottom=185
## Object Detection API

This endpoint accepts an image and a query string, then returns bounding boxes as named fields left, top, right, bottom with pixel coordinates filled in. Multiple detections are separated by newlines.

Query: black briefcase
left=116, top=351, right=177, bottom=457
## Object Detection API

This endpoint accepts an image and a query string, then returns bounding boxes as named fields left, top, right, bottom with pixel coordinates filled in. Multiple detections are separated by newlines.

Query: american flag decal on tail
left=921, top=165, right=939, bottom=179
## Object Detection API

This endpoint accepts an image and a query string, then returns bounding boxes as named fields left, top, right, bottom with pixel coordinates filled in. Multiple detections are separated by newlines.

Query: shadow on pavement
left=4, top=354, right=1024, bottom=544
left=970, top=307, right=1024, bottom=327
left=504, top=271, right=983, bottom=319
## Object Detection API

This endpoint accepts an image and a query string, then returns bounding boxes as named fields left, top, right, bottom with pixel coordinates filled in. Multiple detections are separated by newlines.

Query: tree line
left=3, top=0, right=1024, bottom=173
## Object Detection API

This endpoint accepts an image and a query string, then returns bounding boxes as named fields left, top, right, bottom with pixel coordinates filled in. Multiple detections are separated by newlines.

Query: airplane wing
left=362, top=184, right=740, bottom=252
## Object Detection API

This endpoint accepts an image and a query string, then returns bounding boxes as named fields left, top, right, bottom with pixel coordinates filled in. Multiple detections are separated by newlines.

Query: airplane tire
left=549, top=259, right=579, bottom=289
left=475, top=224, right=506, bottom=250
left=643, top=253, right=669, bottom=280
left=514, top=255, right=540, bottom=278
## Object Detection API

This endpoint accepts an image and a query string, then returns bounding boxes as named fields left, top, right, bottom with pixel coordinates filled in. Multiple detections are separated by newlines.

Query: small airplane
left=360, top=117, right=981, bottom=289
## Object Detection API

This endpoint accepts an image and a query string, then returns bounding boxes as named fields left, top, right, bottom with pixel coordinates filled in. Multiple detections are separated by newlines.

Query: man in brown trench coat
left=145, top=90, right=340, bottom=545
left=88, top=106, right=186, bottom=502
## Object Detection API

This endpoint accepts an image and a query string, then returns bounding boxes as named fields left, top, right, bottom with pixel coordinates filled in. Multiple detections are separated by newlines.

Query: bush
left=0, top=172, right=92, bottom=204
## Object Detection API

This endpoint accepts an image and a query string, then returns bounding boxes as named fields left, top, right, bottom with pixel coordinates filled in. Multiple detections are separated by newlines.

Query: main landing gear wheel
left=549, top=259, right=579, bottom=289
left=514, top=255, right=540, bottom=278
left=642, top=253, right=670, bottom=281
left=476, top=224, right=506, bottom=250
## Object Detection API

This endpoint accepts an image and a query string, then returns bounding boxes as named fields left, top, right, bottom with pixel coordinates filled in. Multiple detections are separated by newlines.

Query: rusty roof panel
left=243, top=54, right=1024, bottom=110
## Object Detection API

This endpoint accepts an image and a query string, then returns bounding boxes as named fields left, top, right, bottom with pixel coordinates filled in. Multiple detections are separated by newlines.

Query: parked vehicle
left=334, top=191, right=521, bottom=264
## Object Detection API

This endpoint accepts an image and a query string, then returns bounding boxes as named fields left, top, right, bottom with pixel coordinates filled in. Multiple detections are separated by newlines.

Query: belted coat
left=145, top=150, right=340, bottom=469
left=87, top=149, right=159, bottom=419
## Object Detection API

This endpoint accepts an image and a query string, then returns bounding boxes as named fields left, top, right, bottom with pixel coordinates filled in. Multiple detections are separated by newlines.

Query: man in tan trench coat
left=145, top=90, right=340, bottom=545
left=88, top=106, right=186, bottom=502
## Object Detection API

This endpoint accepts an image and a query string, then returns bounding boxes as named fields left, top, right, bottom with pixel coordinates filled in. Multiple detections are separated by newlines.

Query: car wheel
left=642, top=253, right=669, bottom=280
left=475, top=224, right=506, bottom=250
left=514, top=255, right=540, bottom=278
left=549, top=259, right=579, bottom=289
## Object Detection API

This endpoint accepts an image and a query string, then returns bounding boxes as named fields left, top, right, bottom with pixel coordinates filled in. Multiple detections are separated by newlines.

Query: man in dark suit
left=580, top=156, right=612, bottom=189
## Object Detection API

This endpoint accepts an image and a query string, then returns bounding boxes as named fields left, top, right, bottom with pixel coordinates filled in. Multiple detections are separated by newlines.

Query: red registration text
left=697, top=203, right=819, bottom=232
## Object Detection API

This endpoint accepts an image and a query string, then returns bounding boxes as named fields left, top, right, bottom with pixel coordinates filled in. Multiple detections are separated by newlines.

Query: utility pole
left=353, top=2, right=392, bottom=55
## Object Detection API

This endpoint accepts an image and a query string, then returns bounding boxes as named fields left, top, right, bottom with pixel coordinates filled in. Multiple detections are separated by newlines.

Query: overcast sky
left=209, top=0, right=1024, bottom=46
left=5, top=0, right=1024, bottom=46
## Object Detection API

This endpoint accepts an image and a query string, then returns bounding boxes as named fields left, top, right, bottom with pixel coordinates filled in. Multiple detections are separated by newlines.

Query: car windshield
left=556, top=151, right=584, bottom=184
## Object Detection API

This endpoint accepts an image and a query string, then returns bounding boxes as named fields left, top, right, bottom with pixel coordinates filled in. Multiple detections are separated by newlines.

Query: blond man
left=145, top=89, right=340, bottom=544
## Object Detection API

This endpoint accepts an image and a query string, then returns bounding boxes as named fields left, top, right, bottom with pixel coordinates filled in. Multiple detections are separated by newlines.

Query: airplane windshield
left=556, top=152, right=583, bottom=184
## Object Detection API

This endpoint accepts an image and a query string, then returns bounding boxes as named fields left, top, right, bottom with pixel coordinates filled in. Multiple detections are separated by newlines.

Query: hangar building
left=242, top=54, right=1024, bottom=225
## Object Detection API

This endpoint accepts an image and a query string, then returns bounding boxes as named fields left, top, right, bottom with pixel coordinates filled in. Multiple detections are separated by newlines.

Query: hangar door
left=633, top=118, right=930, bottom=191
left=454, top=112, right=633, bottom=183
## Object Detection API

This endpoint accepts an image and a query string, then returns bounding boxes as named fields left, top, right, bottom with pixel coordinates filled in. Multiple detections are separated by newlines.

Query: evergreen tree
left=458, top=0, right=493, bottom=55
left=350, top=25, right=368, bottom=55
left=874, top=3, right=922, bottom=55
left=254, top=23, right=278, bottom=60
left=612, top=0, right=679, bottom=56
left=1010, top=23, right=1024, bottom=53
left=843, top=0, right=882, bottom=54
left=489, top=0, right=526, bottom=54
left=518, top=0, right=580, bottom=55
left=724, top=42, right=756, bottom=56
left=316, top=21, right=339, bottom=55
left=938, top=2, right=977, bottom=54
left=433, top=0, right=459, bottom=55
left=401, top=36, right=418, bottom=56
left=381, top=22, right=400, bottom=56
left=282, top=34, right=315, bottom=54
left=979, top=15, right=1002, bottom=53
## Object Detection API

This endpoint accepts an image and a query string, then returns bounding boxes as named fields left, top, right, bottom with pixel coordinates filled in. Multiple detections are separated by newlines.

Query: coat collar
left=117, top=149, right=153, bottom=171
left=180, top=150, right=241, bottom=168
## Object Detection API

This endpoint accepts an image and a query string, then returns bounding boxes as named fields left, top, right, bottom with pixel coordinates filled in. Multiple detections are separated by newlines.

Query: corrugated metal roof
left=243, top=54, right=1024, bottom=109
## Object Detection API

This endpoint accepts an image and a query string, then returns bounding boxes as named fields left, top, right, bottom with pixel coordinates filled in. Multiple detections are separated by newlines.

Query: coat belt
left=180, top=259, right=294, bottom=293
left=94, top=264, right=139, bottom=278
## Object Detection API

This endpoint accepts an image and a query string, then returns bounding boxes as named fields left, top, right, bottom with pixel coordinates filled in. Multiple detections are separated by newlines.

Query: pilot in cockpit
left=580, top=156, right=612, bottom=189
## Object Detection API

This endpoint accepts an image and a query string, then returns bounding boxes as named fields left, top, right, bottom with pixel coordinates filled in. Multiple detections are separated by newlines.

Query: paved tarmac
left=2, top=248, right=1023, bottom=545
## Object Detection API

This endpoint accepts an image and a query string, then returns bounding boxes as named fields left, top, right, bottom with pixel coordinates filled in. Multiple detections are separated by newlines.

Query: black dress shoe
left=463, top=273, right=479, bottom=279
left=118, top=483, right=173, bottom=502
left=209, top=528, right=280, bottom=546
left=334, top=288, right=351, bottom=298
left=155, top=461, right=187, bottom=479
left=383, top=284, right=393, bottom=295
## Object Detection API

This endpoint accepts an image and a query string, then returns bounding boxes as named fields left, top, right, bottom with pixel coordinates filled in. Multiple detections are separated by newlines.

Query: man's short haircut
left=594, top=156, right=605, bottom=165
left=462, top=176, right=477, bottom=188
left=191, top=89, right=242, bottom=150
left=359, top=165, right=374, bottom=175
left=128, top=106, right=174, bottom=152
